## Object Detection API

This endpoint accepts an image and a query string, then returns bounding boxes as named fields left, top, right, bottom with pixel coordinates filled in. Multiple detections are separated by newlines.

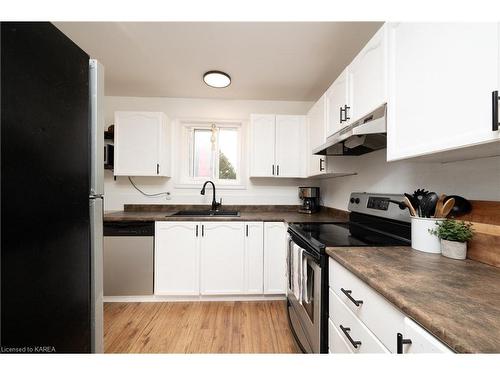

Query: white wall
left=104, top=96, right=314, bottom=211
left=320, top=149, right=500, bottom=211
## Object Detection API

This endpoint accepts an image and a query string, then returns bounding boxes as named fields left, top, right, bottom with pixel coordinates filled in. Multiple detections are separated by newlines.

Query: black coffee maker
left=298, top=187, right=320, bottom=214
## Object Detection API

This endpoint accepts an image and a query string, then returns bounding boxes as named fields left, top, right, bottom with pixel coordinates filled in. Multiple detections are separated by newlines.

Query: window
left=179, top=121, right=242, bottom=186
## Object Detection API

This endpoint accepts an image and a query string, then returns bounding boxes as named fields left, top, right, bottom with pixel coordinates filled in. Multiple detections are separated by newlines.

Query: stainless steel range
left=286, top=192, right=412, bottom=353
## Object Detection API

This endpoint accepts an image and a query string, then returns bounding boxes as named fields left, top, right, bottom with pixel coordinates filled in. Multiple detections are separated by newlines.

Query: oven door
left=287, top=237, right=322, bottom=353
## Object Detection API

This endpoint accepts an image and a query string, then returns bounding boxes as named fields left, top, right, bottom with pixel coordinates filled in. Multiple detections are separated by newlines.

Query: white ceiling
left=55, top=22, right=382, bottom=101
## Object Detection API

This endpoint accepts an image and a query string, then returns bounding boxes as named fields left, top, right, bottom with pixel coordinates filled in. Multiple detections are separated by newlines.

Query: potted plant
left=429, top=219, right=475, bottom=260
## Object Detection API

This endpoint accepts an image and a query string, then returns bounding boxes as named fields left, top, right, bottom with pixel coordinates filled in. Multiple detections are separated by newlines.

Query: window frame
left=176, top=119, right=245, bottom=189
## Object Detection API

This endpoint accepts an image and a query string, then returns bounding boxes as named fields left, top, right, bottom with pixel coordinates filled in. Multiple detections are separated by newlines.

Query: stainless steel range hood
left=313, top=104, right=387, bottom=156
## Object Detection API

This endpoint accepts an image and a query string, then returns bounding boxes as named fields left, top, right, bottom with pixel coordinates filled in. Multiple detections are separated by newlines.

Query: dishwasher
left=103, top=221, right=154, bottom=296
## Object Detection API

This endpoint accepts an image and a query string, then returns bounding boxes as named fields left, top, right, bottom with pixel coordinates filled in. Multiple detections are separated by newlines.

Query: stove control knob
left=350, top=198, right=355, bottom=204
left=354, top=198, right=360, bottom=204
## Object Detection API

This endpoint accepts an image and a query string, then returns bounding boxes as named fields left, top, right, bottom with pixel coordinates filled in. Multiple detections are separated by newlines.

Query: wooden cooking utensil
left=441, top=198, right=455, bottom=218
left=404, top=196, right=417, bottom=216
left=434, top=194, right=446, bottom=218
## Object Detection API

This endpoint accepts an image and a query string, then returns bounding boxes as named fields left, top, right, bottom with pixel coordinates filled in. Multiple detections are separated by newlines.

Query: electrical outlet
left=165, top=192, right=172, bottom=200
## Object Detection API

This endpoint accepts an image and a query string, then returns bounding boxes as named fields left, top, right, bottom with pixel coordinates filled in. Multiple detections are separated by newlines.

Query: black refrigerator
left=1, top=22, right=104, bottom=353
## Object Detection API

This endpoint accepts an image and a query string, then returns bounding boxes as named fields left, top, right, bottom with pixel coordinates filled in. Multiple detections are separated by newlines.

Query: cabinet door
left=325, top=69, right=350, bottom=137
left=114, top=111, right=162, bottom=176
left=275, top=115, right=306, bottom=177
left=250, top=114, right=276, bottom=177
left=263, top=222, right=287, bottom=294
left=245, top=222, right=264, bottom=294
left=307, top=95, right=327, bottom=176
left=400, top=317, right=452, bottom=353
left=155, top=222, right=199, bottom=295
left=157, top=114, right=171, bottom=177
left=200, top=222, right=245, bottom=295
left=387, top=23, right=500, bottom=161
left=349, top=24, right=387, bottom=121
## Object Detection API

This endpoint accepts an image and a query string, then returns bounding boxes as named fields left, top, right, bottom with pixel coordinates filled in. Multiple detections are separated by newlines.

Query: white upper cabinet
left=155, top=222, right=199, bottom=295
left=249, top=114, right=306, bottom=178
left=249, top=114, right=276, bottom=177
left=348, top=24, right=388, bottom=121
left=200, top=222, right=246, bottom=295
left=307, top=95, right=327, bottom=176
left=325, top=68, right=350, bottom=137
left=263, top=222, right=287, bottom=294
left=275, top=115, right=306, bottom=177
left=324, top=24, right=387, bottom=140
left=386, top=23, right=500, bottom=161
left=114, top=111, right=170, bottom=176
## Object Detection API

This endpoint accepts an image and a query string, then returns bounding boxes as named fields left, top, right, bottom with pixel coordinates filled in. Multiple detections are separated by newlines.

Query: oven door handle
left=287, top=230, right=323, bottom=262
left=289, top=235, right=321, bottom=263
left=300, top=251, right=318, bottom=305
left=286, top=236, right=293, bottom=291
left=301, top=247, right=321, bottom=263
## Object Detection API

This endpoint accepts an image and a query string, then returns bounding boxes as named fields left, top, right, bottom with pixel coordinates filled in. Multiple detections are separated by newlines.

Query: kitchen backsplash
left=320, top=149, right=500, bottom=210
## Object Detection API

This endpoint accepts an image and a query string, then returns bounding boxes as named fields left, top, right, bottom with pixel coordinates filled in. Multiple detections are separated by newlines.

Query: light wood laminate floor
left=104, top=301, right=301, bottom=353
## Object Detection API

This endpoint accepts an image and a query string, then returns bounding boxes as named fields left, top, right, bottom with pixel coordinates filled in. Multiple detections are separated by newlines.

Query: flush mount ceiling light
left=203, top=70, right=231, bottom=88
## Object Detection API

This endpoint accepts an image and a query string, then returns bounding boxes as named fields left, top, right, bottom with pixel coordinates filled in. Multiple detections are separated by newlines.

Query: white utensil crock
left=411, top=217, right=445, bottom=253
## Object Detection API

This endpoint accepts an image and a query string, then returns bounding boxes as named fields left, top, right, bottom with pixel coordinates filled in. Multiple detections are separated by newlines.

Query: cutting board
left=455, top=200, right=500, bottom=268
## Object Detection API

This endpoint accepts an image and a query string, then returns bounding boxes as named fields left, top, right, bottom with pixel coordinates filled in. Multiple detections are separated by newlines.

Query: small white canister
left=411, top=217, right=445, bottom=253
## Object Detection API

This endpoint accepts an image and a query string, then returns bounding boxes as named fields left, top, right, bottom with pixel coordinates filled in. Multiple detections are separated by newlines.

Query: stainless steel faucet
left=200, top=180, right=221, bottom=211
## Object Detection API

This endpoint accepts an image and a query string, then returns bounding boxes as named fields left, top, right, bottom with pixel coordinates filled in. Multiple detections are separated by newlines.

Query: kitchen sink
left=171, top=210, right=240, bottom=217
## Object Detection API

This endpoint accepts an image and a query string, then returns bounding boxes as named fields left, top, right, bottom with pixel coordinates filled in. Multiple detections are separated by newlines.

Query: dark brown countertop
left=326, top=246, right=500, bottom=353
left=104, top=209, right=348, bottom=224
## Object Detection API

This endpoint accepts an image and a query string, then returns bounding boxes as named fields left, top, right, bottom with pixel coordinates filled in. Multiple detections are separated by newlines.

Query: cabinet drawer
left=402, top=317, right=453, bottom=353
left=329, top=258, right=404, bottom=352
left=328, top=318, right=353, bottom=353
left=329, top=289, right=389, bottom=353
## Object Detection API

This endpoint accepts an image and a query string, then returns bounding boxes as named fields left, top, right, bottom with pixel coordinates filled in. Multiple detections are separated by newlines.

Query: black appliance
left=104, top=143, right=114, bottom=169
left=1, top=22, right=104, bottom=353
left=286, top=192, right=411, bottom=353
left=298, top=187, right=320, bottom=214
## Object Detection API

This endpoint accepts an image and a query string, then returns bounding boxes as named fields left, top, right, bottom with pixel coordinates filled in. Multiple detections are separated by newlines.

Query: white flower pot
left=411, top=217, right=445, bottom=253
left=441, top=239, right=467, bottom=260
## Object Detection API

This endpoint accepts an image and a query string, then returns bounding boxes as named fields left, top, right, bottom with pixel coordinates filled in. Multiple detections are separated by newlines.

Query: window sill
left=174, top=183, right=247, bottom=190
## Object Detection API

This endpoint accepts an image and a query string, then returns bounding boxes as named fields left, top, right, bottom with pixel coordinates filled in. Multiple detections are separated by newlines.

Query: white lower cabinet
left=245, top=222, right=264, bottom=294
left=401, top=317, right=452, bottom=354
left=329, top=259, right=404, bottom=352
left=154, top=221, right=283, bottom=297
left=263, top=222, right=287, bottom=294
left=330, top=290, right=389, bottom=353
left=200, top=222, right=245, bottom=295
left=155, top=222, right=199, bottom=295
left=328, top=318, right=353, bottom=353
left=328, top=258, right=453, bottom=353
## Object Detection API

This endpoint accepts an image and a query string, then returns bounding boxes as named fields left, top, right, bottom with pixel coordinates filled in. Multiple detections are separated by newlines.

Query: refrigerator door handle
left=89, top=197, right=104, bottom=353
left=89, top=59, right=105, bottom=196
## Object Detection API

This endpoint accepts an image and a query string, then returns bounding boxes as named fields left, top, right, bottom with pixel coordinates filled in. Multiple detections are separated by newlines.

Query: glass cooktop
left=289, top=222, right=411, bottom=253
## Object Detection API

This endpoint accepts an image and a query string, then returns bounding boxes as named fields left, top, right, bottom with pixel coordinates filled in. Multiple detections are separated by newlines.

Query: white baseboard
left=103, top=294, right=287, bottom=303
